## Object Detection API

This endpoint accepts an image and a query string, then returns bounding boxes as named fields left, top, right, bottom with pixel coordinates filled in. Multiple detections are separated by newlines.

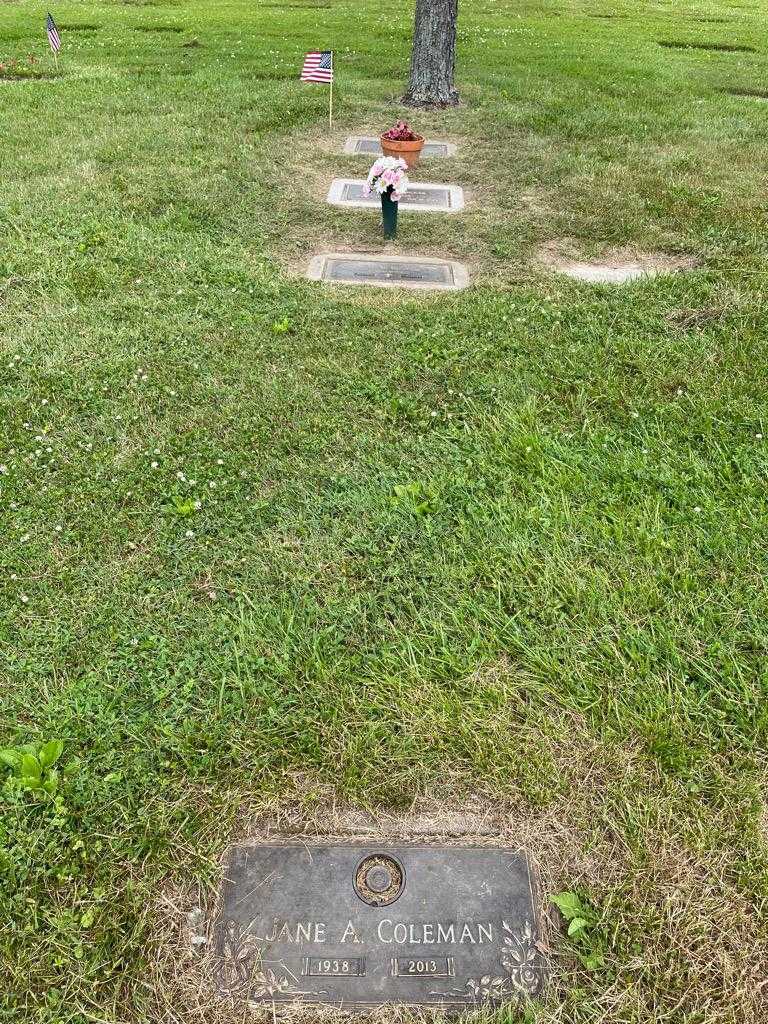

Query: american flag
left=46, top=13, right=61, bottom=53
left=301, top=50, right=333, bottom=84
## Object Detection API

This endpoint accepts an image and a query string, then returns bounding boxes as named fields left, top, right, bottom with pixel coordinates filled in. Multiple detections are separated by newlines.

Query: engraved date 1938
left=304, top=957, right=365, bottom=977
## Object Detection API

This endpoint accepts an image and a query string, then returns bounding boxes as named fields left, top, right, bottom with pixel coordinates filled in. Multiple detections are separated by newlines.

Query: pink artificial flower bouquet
left=363, top=156, right=410, bottom=203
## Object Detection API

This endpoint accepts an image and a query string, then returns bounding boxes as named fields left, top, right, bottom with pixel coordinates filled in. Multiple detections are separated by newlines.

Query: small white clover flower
left=151, top=461, right=159, bottom=469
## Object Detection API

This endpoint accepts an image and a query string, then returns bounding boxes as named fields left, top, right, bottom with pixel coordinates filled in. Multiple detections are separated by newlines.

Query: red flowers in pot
left=380, top=120, right=425, bottom=169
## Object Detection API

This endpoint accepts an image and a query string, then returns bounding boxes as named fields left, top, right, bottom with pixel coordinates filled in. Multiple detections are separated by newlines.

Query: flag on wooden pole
left=46, top=13, right=61, bottom=68
left=300, top=51, right=334, bottom=128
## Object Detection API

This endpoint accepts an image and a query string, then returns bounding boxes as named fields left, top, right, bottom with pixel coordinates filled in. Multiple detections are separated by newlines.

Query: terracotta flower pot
left=380, top=134, right=425, bottom=169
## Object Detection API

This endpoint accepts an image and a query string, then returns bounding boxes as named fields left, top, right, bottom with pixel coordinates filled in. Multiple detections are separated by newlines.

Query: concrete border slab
left=327, top=179, right=465, bottom=213
left=307, top=253, right=469, bottom=291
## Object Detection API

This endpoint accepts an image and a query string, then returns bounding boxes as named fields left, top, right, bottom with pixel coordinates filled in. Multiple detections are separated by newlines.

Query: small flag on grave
left=301, top=50, right=333, bottom=84
left=301, top=51, right=334, bottom=128
left=46, top=13, right=61, bottom=67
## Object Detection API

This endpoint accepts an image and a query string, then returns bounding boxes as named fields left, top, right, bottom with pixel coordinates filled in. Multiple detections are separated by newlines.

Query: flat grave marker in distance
left=307, top=253, right=469, bottom=291
left=344, top=136, right=457, bottom=159
left=215, top=843, right=546, bottom=1010
left=327, top=179, right=465, bottom=213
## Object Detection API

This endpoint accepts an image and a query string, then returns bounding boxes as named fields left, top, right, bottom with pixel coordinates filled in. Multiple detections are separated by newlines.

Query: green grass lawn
left=2, top=0, right=768, bottom=1020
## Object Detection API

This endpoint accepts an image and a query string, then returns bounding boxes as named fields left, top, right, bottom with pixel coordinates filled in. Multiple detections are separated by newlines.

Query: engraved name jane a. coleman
left=259, top=918, right=496, bottom=945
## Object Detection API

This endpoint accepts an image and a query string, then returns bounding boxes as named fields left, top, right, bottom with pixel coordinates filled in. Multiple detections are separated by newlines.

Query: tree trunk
left=403, top=0, right=459, bottom=107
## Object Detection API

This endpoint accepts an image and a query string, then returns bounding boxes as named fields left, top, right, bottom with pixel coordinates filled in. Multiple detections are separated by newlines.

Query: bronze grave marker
left=215, top=844, right=546, bottom=1009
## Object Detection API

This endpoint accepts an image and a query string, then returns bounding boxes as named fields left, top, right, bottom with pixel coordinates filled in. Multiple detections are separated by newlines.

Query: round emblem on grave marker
left=353, top=854, right=405, bottom=907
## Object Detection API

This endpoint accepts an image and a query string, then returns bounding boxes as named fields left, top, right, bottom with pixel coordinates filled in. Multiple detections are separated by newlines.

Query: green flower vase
left=381, top=187, right=398, bottom=239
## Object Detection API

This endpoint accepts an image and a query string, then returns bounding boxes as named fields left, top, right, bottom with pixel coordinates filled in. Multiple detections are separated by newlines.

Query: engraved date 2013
left=392, top=956, right=455, bottom=978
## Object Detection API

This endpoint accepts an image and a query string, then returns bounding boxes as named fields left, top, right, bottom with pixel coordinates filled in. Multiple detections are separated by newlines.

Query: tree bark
left=403, top=0, right=459, bottom=107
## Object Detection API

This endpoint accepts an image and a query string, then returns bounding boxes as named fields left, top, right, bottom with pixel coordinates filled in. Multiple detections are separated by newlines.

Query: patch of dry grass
left=143, top=717, right=768, bottom=1024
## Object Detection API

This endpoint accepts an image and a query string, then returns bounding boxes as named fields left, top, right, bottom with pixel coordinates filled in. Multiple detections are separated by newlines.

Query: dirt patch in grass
left=658, top=40, right=756, bottom=53
left=135, top=25, right=185, bottom=33
left=0, top=72, right=59, bottom=82
left=667, top=306, right=726, bottom=330
left=537, top=240, right=698, bottom=284
left=247, top=71, right=296, bottom=81
left=723, top=87, right=768, bottom=100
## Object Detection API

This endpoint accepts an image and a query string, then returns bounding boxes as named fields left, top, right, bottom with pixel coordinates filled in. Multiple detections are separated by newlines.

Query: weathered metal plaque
left=327, top=258, right=451, bottom=284
left=344, top=136, right=457, bottom=158
left=327, top=179, right=465, bottom=213
left=215, top=844, right=545, bottom=1009
left=306, top=254, right=470, bottom=291
left=343, top=182, right=447, bottom=208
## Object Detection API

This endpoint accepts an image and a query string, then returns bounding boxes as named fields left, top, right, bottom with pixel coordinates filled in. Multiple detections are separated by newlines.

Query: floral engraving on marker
left=465, top=973, right=507, bottom=999
left=455, top=920, right=540, bottom=1002
left=218, top=920, right=292, bottom=998
left=501, top=919, right=540, bottom=995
